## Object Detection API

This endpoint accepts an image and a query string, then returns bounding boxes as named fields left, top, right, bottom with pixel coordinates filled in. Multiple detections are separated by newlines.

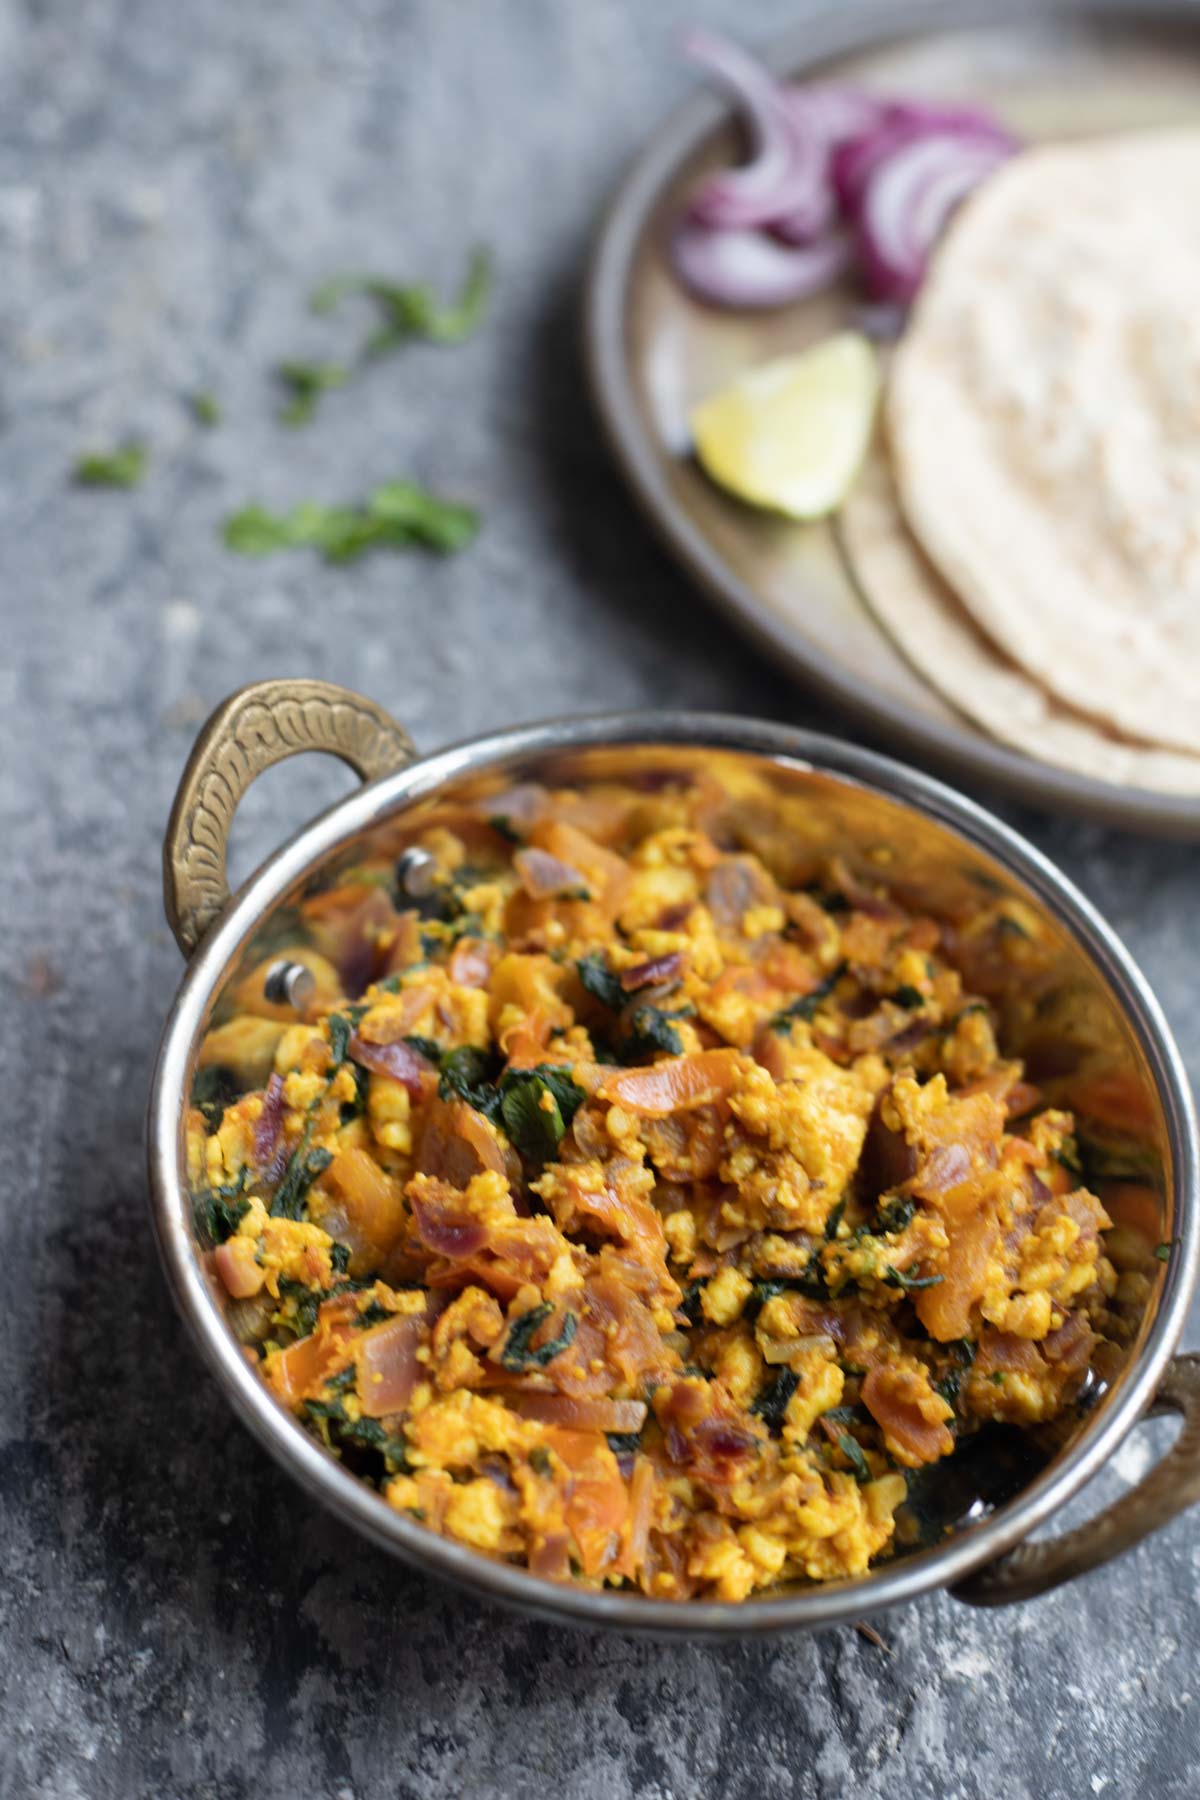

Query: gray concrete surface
left=1, top=1, right=1198, bottom=1796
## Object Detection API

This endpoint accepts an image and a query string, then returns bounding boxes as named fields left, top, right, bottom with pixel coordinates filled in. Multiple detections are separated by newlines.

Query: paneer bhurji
left=189, top=766, right=1157, bottom=1601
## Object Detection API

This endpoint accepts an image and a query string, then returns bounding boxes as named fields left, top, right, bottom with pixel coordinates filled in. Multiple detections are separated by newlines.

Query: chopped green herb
left=770, top=961, right=848, bottom=1033
left=276, top=359, right=348, bottom=426
left=191, top=1064, right=240, bottom=1134
left=437, top=1045, right=503, bottom=1120
left=498, top=1065, right=585, bottom=1164
left=1054, top=1139, right=1084, bottom=1179
left=619, top=1003, right=691, bottom=1062
left=824, top=1198, right=847, bottom=1241
left=876, top=1194, right=916, bottom=1236
left=953, top=1001, right=990, bottom=1025
left=74, top=443, right=146, bottom=488
left=890, top=985, right=925, bottom=1010
left=271, top=1141, right=334, bottom=1221
left=340, top=1060, right=370, bottom=1123
left=304, top=1395, right=409, bottom=1472
left=330, top=1243, right=351, bottom=1275
left=499, top=1304, right=578, bottom=1373
left=276, top=1276, right=326, bottom=1339
left=883, top=1264, right=944, bottom=1292
left=488, top=814, right=522, bottom=844
left=679, top=1281, right=706, bottom=1327
left=997, top=913, right=1031, bottom=941
left=196, top=1170, right=251, bottom=1244
left=223, top=480, right=478, bottom=562
left=837, top=1432, right=872, bottom=1483
left=1075, top=1132, right=1161, bottom=1186
left=311, top=247, right=493, bottom=351
left=326, top=1012, right=352, bottom=1067
left=1154, top=1241, right=1176, bottom=1262
left=529, top=1445, right=553, bottom=1476
left=404, top=1034, right=443, bottom=1065
left=989, top=1370, right=1006, bottom=1386
left=821, top=1405, right=865, bottom=1428
left=751, top=1368, right=800, bottom=1432
left=605, top=1432, right=643, bottom=1456
left=190, top=391, right=221, bottom=427
left=575, top=952, right=626, bottom=1013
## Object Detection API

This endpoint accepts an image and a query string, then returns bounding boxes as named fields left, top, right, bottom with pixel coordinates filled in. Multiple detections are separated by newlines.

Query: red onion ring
left=672, top=218, right=853, bottom=310
left=853, top=129, right=1014, bottom=302
left=671, top=29, right=1019, bottom=312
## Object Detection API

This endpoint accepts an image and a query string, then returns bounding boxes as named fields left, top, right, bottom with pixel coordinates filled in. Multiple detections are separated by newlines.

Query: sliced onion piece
left=348, top=1031, right=433, bottom=1097
left=833, top=106, right=1016, bottom=217
left=681, top=27, right=809, bottom=231
left=855, top=130, right=1013, bottom=302
left=671, top=218, right=852, bottom=310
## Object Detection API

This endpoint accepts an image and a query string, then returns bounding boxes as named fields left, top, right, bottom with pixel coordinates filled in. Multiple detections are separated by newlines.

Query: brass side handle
left=952, top=1353, right=1200, bottom=1607
left=163, top=678, right=416, bottom=957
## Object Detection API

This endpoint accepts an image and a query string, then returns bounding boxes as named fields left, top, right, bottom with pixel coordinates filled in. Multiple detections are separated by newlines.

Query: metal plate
left=584, top=0, right=1200, bottom=836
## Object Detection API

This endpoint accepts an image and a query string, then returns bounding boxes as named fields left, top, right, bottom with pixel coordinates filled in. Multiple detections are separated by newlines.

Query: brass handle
left=952, top=1354, right=1200, bottom=1607
left=163, top=677, right=416, bottom=957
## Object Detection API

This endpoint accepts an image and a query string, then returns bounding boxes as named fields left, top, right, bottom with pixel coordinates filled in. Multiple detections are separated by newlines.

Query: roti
left=840, top=444, right=1200, bottom=796
left=888, top=130, right=1200, bottom=756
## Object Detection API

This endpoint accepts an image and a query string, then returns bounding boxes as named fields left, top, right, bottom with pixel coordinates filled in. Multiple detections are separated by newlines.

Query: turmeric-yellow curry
left=189, top=769, right=1158, bottom=1600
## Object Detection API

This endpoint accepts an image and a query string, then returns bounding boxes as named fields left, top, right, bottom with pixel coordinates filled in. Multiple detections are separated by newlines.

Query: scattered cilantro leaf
left=1155, top=1241, right=1176, bottom=1262
left=276, top=359, right=348, bottom=426
left=311, top=247, right=492, bottom=351
left=223, top=481, right=478, bottom=562
left=890, top=985, right=925, bottom=1010
left=404, top=1035, right=443, bottom=1065
left=605, top=1431, right=643, bottom=1455
left=74, top=443, right=146, bottom=488
left=528, top=1445, right=553, bottom=1476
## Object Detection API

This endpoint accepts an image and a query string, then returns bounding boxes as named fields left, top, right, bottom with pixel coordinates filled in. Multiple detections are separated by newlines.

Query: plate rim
left=582, top=0, right=1200, bottom=837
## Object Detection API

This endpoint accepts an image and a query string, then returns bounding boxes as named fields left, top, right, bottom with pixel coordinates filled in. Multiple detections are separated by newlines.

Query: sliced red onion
left=681, top=27, right=810, bottom=232
left=620, top=951, right=684, bottom=993
left=514, top=845, right=588, bottom=900
left=348, top=1031, right=433, bottom=1097
left=672, top=218, right=853, bottom=310
left=673, top=28, right=1019, bottom=311
left=854, top=129, right=1013, bottom=302
left=409, top=1190, right=489, bottom=1259
left=832, top=106, right=1016, bottom=216
left=768, top=86, right=889, bottom=243
left=253, top=1073, right=287, bottom=1178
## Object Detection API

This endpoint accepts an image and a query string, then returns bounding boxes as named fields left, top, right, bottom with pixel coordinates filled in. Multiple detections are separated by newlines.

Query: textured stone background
left=2, top=1, right=1199, bottom=1795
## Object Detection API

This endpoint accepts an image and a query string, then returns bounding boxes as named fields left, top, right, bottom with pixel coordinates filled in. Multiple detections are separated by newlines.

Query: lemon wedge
left=690, top=331, right=880, bottom=520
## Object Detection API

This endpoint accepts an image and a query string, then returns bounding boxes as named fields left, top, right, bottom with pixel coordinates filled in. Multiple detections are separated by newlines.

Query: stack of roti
left=839, top=128, right=1200, bottom=795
